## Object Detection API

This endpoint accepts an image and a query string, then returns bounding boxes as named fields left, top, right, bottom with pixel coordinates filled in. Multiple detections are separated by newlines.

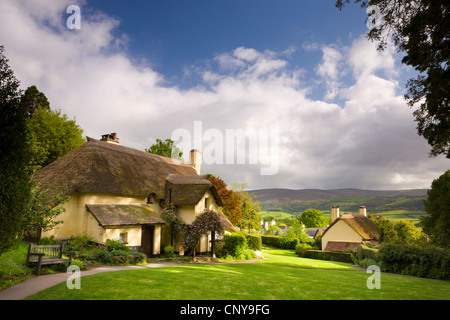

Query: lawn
left=27, top=248, right=450, bottom=300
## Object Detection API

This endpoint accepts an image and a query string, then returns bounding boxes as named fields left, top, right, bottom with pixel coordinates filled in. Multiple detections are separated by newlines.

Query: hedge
left=356, top=245, right=378, bottom=261
left=378, top=244, right=450, bottom=280
left=224, top=234, right=247, bottom=257
left=245, top=235, right=262, bottom=251
left=260, top=235, right=299, bottom=249
left=296, top=248, right=354, bottom=263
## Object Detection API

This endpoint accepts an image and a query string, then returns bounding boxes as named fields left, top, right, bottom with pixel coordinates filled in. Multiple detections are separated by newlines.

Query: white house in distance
left=32, top=133, right=235, bottom=257
left=321, top=205, right=380, bottom=252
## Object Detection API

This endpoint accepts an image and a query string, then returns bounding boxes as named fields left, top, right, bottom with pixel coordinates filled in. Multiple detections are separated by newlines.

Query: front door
left=141, top=225, right=154, bottom=257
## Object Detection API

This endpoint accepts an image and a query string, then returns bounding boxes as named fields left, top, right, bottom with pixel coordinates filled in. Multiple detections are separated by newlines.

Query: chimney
left=100, top=133, right=119, bottom=144
left=190, top=149, right=202, bottom=174
left=359, top=206, right=367, bottom=217
left=331, top=205, right=340, bottom=222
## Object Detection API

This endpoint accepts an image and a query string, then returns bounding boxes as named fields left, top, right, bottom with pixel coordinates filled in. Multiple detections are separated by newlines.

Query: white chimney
left=359, top=206, right=367, bottom=217
left=190, top=149, right=202, bottom=174
left=331, top=205, right=340, bottom=222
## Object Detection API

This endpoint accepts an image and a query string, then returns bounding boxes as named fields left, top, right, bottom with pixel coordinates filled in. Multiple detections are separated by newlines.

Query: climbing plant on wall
left=160, top=204, right=223, bottom=254
left=182, top=210, right=223, bottom=252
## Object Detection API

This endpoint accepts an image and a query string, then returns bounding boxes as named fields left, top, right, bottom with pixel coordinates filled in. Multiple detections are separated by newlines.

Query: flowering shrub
left=182, top=210, right=223, bottom=251
left=160, top=204, right=223, bottom=253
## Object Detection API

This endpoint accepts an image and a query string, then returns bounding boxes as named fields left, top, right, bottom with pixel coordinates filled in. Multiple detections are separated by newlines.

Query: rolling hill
left=249, top=188, right=429, bottom=225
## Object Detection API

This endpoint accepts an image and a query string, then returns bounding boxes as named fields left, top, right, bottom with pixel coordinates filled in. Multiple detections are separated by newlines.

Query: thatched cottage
left=321, top=206, right=379, bottom=252
left=32, top=133, right=235, bottom=257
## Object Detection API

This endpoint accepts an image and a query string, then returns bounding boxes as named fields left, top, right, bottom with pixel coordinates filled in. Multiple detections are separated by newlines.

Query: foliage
left=145, top=138, right=183, bottom=160
left=208, top=175, right=242, bottom=226
left=336, top=0, right=450, bottom=158
left=20, top=85, right=50, bottom=115
left=298, top=209, right=329, bottom=228
left=421, top=170, right=450, bottom=248
left=163, top=246, right=175, bottom=256
left=378, top=243, right=450, bottom=280
left=182, top=210, right=223, bottom=252
left=370, top=214, right=425, bottom=245
left=245, top=234, right=262, bottom=251
left=65, top=236, right=145, bottom=265
left=22, top=182, right=70, bottom=240
left=231, top=183, right=262, bottom=233
left=0, top=45, right=32, bottom=255
left=223, top=233, right=247, bottom=258
left=26, top=102, right=84, bottom=174
left=0, top=240, right=32, bottom=285
left=356, top=244, right=379, bottom=262
left=296, top=248, right=354, bottom=263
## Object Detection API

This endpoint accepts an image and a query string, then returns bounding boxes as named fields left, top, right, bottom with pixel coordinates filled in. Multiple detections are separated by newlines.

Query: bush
left=356, top=245, right=379, bottom=261
left=245, top=235, right=262, bottom=251
left=378, top=243, right=450, bottom=280
left=164, top=246, right=175, bottom=256
left=296, top=249, right=354, bottom=263
left=224, top=234, right=247, bottom=258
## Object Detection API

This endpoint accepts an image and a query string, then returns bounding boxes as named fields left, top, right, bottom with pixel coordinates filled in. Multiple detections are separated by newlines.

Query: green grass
left=27, top=248, right=450, bottom=300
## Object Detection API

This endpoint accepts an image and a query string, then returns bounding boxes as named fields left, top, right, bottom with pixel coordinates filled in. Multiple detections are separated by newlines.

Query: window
left=204, top=197, right=209, bottom=210
left=119, top=232, right=128, bottom=244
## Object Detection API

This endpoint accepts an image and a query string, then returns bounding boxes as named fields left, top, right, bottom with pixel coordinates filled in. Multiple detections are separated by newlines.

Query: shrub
left=164, top=246, right=175, bottom=256
left=260, top=235, right=281, bottom=248
left=356, top=245, right=379, bottom=261
left=245, top=235, right=262, bottom=251
left=243, top=249, right=256, bottom=260
left=104, top=239, right=128, bottom=252
left=378, top=243, right=450, bottom=280
left=296, top=249, right=354, bottom=263
left=224, top=233, right=247, bottom=258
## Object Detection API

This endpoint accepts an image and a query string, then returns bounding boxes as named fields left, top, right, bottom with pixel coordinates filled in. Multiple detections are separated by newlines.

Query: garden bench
left=26, top=244, right=74, bottom=276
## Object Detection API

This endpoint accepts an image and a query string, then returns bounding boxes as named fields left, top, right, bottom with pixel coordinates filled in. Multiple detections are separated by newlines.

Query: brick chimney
left=190, top=149, right=202, bottom=174
left=331, top=205, right=340, bottom=222
left=359, top=206, right=367, bottom=217
left=100, top=133, right=119, bottom=144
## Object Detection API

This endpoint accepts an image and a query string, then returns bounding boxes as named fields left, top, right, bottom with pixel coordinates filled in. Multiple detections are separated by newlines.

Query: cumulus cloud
left=0, top=0, right=447, bottom=190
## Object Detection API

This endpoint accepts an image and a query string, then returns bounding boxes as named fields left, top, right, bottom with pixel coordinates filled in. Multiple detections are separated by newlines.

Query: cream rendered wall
left=41, top=192, right=158, bottom=246
left=321, top=219, right=363, bottom=250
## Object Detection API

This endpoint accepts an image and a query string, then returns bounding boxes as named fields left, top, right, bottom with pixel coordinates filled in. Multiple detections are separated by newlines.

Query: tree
left=231, top=183, right=262, bottom=233
left=20, top=85, right=50, bottom=116
left=336, top=0, right=450, bottom=158
left=208, top=175, right=242, bottom=226
left=421, top=170, right=450, bottom=247
left=26, top=103, right=85, bottom=173
left=298, top=209, right=329, bottom=228
left=146, top=138, right=183, bottom=160
left=0, top=45, right=31, bottom=254
left=22, top=182, right=70, bottom=241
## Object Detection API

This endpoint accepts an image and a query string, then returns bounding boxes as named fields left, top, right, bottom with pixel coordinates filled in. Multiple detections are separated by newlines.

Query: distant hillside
left=248, top=188, right=428, bottom=223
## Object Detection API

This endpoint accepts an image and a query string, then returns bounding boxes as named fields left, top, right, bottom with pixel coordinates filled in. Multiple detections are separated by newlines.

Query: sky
left=1, top=0, right=448, bottom=191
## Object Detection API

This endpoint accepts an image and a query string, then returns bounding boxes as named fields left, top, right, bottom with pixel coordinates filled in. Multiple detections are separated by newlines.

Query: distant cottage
left=321, top=206, right=379, bottom=252
left=32, top=134, right=235, bottom=257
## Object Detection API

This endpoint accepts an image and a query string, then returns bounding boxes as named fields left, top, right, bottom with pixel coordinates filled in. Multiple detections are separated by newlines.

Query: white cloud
left=1, top=0, right=447, bottom=190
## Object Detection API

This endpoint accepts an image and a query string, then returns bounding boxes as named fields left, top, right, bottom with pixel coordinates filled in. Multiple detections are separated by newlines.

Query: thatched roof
left=322, top=213, right=380, bottom=241
left=33, top=137, right=198, bottom=200
left=165, top=174, right=223, bottom=206
left=86, top=204, right=164, bottom=227
left=217, top=210, right=237, bottom=233
left=323, top=241, right=362, bottom=252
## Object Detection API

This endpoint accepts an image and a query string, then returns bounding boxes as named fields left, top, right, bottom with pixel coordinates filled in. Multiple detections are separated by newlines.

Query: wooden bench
left=26, top=244, right=74, bottom=276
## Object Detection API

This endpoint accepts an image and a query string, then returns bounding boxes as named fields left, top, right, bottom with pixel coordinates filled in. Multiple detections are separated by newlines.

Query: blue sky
left=0, top=0, right=448, bottom=190
left=87, top=0, right=369, bottom=92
